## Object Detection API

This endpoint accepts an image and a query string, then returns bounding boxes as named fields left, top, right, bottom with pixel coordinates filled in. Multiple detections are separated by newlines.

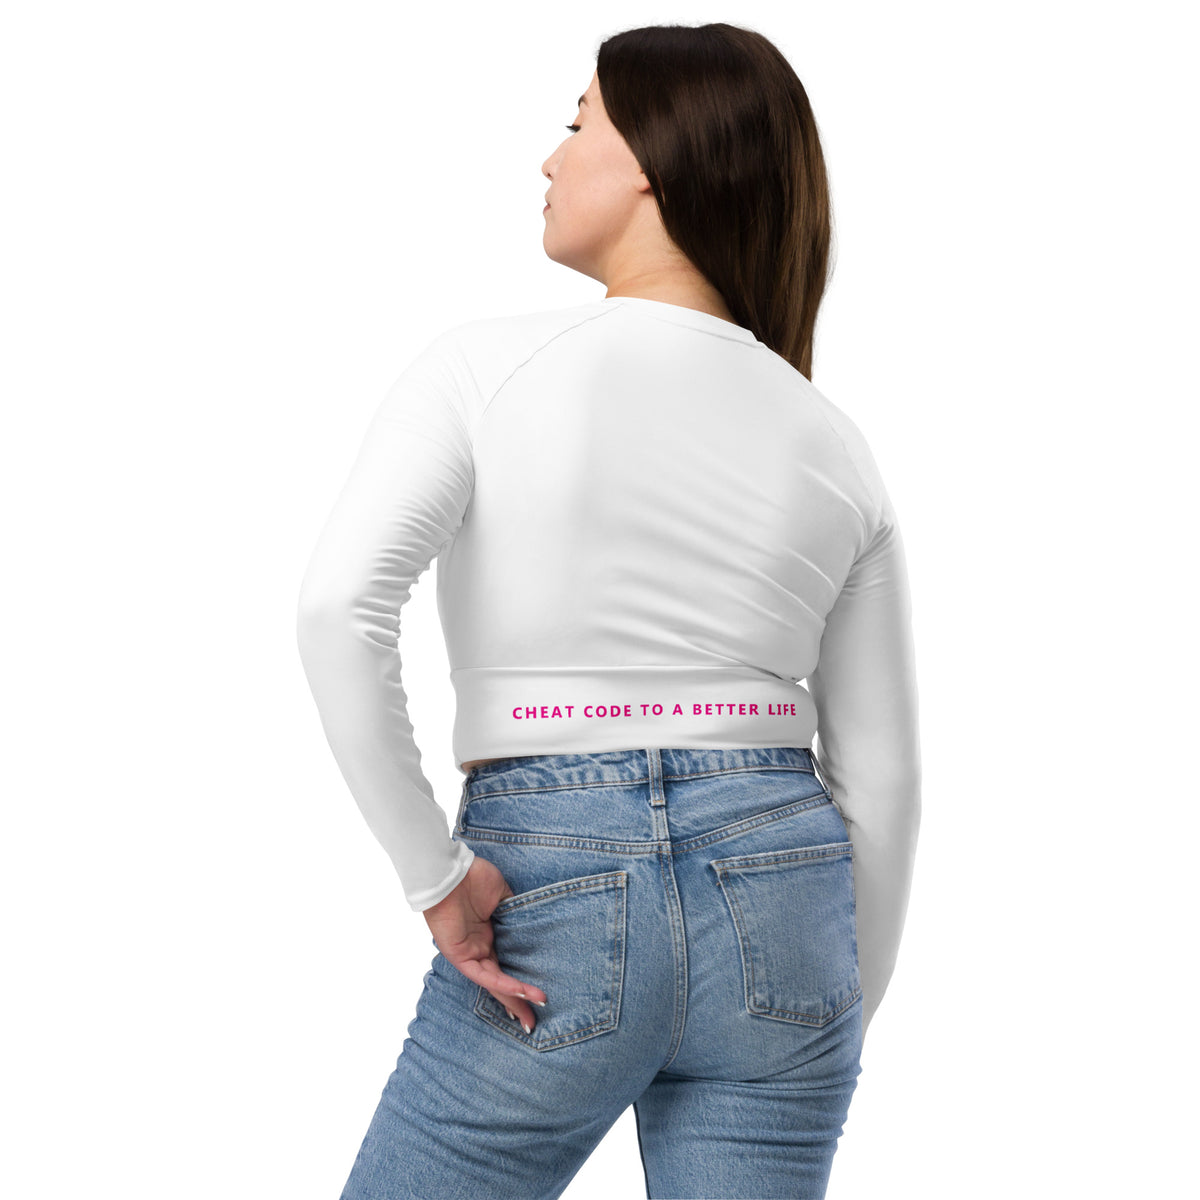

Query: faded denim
left=339, top=746, right=863, bottom=1200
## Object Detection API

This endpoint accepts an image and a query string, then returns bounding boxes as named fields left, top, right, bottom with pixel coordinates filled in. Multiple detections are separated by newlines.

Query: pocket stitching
left=674, top=793, right=836, bottom=856
left=712, top=843, right=860, bottom=1028
left=490, top=868, right=627, bottom=918
left=711, top=839, right=853, bottom=873
left=474, top=870, right=628, bottom=1051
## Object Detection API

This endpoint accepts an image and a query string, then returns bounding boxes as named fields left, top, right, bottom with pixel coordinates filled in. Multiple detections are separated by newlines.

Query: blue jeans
left=340, top=747, right=863, bottom=1200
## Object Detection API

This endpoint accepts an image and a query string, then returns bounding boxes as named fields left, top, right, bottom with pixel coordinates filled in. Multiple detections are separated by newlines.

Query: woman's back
left=432, top=295, right=899, bottom=766
left=297, top=292, right=920, bottom=1023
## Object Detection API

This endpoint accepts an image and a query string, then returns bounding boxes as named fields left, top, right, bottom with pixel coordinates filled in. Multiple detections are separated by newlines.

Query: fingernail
left=522, top=1020, right=532, bottom=1034
left=505, top=1007, right=516, bottom=1020
left=532, top=999, right=547, bottom=1007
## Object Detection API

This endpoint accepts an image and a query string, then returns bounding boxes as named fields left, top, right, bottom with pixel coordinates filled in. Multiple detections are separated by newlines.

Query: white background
left=2, top=2, right=1195, bottom=1197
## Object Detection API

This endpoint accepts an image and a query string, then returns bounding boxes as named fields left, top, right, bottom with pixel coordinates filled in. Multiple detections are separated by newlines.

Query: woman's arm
left=807, top=485, right=922, bottom=1038
left=295, top=330, right=477, bottom=911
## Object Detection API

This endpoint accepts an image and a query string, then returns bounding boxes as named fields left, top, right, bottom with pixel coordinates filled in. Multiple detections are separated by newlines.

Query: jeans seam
left=464, top=763, right=817, bottom=804
left=670, top=795, right=835, bottom=856
left=457, top=796, right=833, bottom=854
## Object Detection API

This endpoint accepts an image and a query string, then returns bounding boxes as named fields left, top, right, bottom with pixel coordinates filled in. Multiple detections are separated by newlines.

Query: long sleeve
left=807, top=485, right=922, bottom=1038
left=295, top=330, right=477, bottom=912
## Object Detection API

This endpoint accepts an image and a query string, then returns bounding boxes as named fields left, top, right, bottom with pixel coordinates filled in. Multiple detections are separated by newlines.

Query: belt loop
left=646, top=748, right=666, bottom=807
left=453, top=772, right=471, bottom=831
left=809, top=745, right=832, bottom=795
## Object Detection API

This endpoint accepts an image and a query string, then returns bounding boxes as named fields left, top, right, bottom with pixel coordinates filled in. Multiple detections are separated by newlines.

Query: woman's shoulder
left=427, top=299, right=617, bottom=400
left=444, top=298, right=615, bottom=351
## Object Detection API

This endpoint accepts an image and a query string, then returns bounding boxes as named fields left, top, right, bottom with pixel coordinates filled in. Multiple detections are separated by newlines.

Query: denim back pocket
left=710, top=841, right=861, bottom=1028
left=474, top=870, right=629, bottom=1051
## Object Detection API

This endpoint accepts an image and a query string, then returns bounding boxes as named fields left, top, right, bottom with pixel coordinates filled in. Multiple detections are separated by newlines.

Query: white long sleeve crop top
left=296, top=294, right=921, bottom=1026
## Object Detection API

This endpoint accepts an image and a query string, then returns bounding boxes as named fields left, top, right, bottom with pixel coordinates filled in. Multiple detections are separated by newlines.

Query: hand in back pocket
left=473, top=869, right=629, bottom=1051
left=421, top=854, right=549, bottom=1035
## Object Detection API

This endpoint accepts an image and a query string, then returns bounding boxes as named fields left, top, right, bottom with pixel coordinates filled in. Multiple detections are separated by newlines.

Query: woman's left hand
left=421, top=855, right=547, bottom=1031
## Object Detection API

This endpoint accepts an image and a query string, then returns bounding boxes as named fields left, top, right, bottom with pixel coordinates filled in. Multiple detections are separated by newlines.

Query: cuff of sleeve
left=405, top=840, right=476, bottom=912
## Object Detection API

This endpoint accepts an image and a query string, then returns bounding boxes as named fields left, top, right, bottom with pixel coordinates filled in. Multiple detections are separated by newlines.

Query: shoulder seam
left=805, top=396, right=886, bottom=537
left=464, top=306, right=620, bottom=439
left=757, top=349, right=884, bottom=535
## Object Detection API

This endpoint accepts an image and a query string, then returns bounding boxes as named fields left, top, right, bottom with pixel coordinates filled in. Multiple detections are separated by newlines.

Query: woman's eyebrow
left=577, top=94, right=589, bottom=107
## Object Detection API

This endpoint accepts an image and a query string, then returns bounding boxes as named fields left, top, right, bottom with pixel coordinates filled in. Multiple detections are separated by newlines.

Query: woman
left=296, top=21, right=920, bottom=1200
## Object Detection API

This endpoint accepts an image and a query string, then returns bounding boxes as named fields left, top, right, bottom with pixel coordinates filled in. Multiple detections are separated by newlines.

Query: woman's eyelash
left=565, top=124, right=580, bottom=132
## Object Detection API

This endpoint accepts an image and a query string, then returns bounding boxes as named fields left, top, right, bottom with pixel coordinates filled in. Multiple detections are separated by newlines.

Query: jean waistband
left=464, top=745, right=826, bottom=795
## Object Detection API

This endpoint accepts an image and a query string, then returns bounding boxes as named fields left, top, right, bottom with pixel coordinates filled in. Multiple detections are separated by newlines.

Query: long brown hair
left=597, top=22, right=833, bottom=380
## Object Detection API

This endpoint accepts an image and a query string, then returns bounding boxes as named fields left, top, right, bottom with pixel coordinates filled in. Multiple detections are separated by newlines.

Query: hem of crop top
left=450, top=664, right=819, bottom=771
